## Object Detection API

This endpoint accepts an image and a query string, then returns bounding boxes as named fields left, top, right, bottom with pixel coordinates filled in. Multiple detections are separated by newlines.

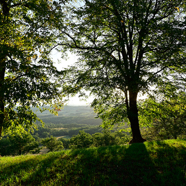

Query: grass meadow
left=0, top=139, right=186, bottom=186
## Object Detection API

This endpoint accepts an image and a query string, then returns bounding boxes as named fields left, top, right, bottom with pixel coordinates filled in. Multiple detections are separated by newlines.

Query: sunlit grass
left=0, top=139, right=186, bottom=186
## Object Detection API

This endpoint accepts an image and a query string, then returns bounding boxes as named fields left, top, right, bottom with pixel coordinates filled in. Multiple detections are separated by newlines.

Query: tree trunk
left=128, top=90, right=146, bottom=144
left=0, top=59, right=6, bottom=138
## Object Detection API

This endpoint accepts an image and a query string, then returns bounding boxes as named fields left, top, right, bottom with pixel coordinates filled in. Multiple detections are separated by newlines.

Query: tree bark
left=0, top=59, right=6, bottom=138
left=128, top=90, right=146, bottom=144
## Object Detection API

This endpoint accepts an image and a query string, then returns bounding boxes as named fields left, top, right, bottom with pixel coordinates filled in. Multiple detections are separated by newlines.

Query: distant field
left=52, top=128, right=67, bottom=130
left=29, top=106, right=129, bottom=140
left=30, top=106, right=106, bottom=138
left=56, top=136, right=70, bottom=139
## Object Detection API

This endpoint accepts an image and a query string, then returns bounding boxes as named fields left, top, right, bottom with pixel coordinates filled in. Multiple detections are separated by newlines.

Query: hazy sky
left=50, top=50, right=94, bottom=106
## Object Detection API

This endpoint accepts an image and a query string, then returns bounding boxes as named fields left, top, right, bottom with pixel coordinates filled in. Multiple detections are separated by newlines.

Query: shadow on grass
left=65, top=142, right=186, bottom=186
left=146, top=140, right=186, bottom=185
left=0, top=141, right=186, bottom=186
left=66, top=144, right=161, bottom=186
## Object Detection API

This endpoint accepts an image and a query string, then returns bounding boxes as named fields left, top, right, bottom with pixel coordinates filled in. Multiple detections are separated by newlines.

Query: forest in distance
left=33, top=105, right=104, bottom=138
left=1, top=94, right=186, bottom=157
left=32, top=105, right=129, bottom=138
left=0, top=105, right=131, bottom=156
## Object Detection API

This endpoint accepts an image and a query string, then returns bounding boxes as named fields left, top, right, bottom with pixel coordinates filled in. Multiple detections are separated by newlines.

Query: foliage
left=32, top=124, right=102, bottom=139
left=0, top=0, right=66, bottom=137
left=0, top=127, right=40, bottom=156
left=139, top=87, right=186, bottom=140
left=69, top=130, right=93, bottom=149
left=67, top=130, right=130, bottom=149
left=0, top=138, right=12, bottom=156
left=58, top=0, right=186, bottom=142
left=58, top=137, right=70, bottom=149
left=41, top=136, right=64, bottom=152
left=91, top=130, right=130, bottom=147
left=0, top=139, right=186, bottom=185
left=92, top=130, right=116, bottom=147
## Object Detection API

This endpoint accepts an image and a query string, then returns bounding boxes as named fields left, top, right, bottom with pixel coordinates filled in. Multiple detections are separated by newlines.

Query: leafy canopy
left=139, top=83, right=186, bottom=140
left=57, top=0, right=186, bottom=136
left=0, top=0, right=67, bottom=137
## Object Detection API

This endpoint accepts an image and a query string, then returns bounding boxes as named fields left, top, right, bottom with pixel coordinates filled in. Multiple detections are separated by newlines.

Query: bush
left=92, top=130, right=116, bottom=147
left=70, top=130, right=93, bottom=149
left=41, top=136, right=64, bottom=152
left=0, top=138, right=12, bottom=156
left=58, top=138, right=70, bottom=149
left=139, top=91, right=186, bottom=140
left=0, top=129, right=40, bottom=156
left=9, top=130, right=40, bottom=155
left=68, top=130, right=131, bottom=149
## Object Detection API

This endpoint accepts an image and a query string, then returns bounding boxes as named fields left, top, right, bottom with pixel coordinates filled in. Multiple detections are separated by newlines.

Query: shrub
left=70, top=130, right=93, bottom=149
left=58, top=138, right=70, bottom=149
left=0, top=129, right=40, bottom=156
left=41, top=136, right=64, bottom=152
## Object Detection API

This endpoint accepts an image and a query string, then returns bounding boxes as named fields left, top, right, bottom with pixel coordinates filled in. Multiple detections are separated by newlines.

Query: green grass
left=0, top=139, right=186, bottom=186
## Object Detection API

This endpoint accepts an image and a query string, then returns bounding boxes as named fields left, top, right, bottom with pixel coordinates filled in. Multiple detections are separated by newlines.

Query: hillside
left=33, top=106, right=102, bottom=125
left=31, top=106, right=104, bottom=138
left=30, top=106, right=128, bottom=139
left=0, top=139, right=186, bottom=186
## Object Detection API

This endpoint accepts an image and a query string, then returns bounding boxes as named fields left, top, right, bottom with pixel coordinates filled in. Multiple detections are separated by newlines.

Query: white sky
left=50, top=49, right=94, bottom=106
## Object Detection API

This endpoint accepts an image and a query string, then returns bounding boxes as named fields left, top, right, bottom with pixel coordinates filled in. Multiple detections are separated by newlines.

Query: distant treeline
left=32, top=106, right=128, bottom=139
left=36, top=116, right=102, bottom=125
left=33, top=125, right=103, bottom=139
left=0, top=129, right=131, bottom=156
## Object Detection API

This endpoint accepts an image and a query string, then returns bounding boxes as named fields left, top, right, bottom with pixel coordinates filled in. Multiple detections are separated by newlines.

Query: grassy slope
left=0, top=139, right=186, bottom=186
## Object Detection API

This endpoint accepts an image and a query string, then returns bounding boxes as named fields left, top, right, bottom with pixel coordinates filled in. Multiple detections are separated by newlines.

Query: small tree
left=41, top=136, right=64, bottom=152
left=70, top=130, right=93, bottom=149
left=92, top=130, right=116, bottom=147
left=0, top=127, right=40, bottom=156
left=58, top=137, right=70, bottom=149
left=0, top=138, right=12, bottom=156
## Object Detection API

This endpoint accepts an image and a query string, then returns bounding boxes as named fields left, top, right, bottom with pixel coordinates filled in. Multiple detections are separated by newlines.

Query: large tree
left=57, top=0, right=186, bottom=143
left=0, top=0, right=66, bottom=137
